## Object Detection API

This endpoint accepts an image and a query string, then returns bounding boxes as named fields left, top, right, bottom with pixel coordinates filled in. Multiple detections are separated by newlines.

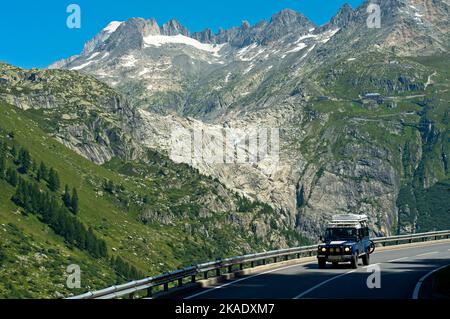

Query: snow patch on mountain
left=70, top=61, right=93, bottom=71
left=285, top=42, right=308, bottom=54
left=103, top=21, right=123, bottom=33
left=319, top=28, right=340, bottom=43
left=87, top=52, right=101, bottom=61
left=143, top=34, right=225, bottom=56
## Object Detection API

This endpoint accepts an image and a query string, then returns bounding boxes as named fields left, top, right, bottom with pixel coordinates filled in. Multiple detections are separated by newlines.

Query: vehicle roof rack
left=327, top=214, right=368, bottom=228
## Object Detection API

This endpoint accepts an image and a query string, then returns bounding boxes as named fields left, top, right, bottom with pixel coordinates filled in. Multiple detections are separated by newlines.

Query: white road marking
left=293, top=264, right=379, bottom=299
left=416, top=251, right=438, bottom=257
left=184, top=261, right=314, bottom=299
left=389, top=257, right=409, bottom=262
left=412, top=263, right=450, bottom=299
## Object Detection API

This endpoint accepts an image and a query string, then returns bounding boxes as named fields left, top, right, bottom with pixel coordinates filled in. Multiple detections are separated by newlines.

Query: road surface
left=178, top=241, right=450, bottom=299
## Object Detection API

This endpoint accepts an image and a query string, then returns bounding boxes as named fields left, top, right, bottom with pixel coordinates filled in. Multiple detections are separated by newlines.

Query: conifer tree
left=71, top=188, right=79, bottom=214
left=6, top=167, right=17, bottom=186
left=0, top=153, right=6, bottom=179
left=10, top=145, right=17, bottom=158
left=48, top=168, right=60, bottom=191
left=62, top=184, right=71, bottom=207
left=18, top=148, right=31, bottom=174
left=37, top=162, right=48, bottom=181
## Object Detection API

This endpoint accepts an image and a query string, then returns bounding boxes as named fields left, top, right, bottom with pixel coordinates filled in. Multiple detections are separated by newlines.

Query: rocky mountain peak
left=330, top=3, right=356, bottom=28
left=269, top=8, right=314, bottom=29
left=241, top=20, right=251, bottom=30
left=144, top=18, right=161, bottom=36
left=191, top=28, right=214, bottom=43
left=262, top=8, right=316, bottom=44
left=101, top=17, right=149, bottom=54
left=161, top=18, right=190, bottom=36
left=81, top=21, right=123, bottom=55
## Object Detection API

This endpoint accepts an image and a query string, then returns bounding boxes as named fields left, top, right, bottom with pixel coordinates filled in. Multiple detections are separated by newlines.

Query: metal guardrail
left=67, top=230, right=450, bottom=299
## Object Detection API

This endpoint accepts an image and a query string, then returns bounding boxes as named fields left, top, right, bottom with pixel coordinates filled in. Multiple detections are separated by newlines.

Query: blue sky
left=0, top=0, right=364, bottom=69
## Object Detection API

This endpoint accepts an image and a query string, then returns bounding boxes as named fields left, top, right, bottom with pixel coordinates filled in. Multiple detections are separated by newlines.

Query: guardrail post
left=239, top=263, right=243, bottom=271
left=147, top=287, right=152, bottom=298
left=191, top=275, right=196, bottom=283
left=216, top=268, right=221, bottom=277
left=204, top=271, right=208, bottom=280
left=274, top=257, right=278, bottom=263
left=297, top=253, right=301, bottom=259
left=262, top=259, right=266, bottom=265
left=129, top=292, right=135, bottom=300
left=228, top=265, right=233, bottom=273
left=178, top=278, right=183, bottom=287
left=435, top=236, right=438, bottom=241
left=163, top=283, right=169, bottom=292
left=251, top=261, right=254, bottom=268
left=285, top=255, right=289, bottom=261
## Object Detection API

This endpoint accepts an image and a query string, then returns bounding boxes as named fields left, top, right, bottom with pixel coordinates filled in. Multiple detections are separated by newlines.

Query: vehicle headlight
left=330, top=248, right=334, bottom=253
left=344, top=247, right=351, bottom=252
left=321, top=247, right=326, bottom=252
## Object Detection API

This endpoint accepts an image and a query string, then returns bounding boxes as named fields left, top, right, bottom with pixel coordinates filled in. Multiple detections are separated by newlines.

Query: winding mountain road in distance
left=178, top=241, right=450, bottom=299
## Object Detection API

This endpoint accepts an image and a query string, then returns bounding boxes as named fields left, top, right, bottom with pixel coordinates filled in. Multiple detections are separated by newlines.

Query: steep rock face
left=0, top=63, right=140, bottom=164
left=82, top=21, right=123, bottom=55
left=330, top=3, right=356, bottom=28
left=261, top=9, right=316, bottom=44
left=161, top=18, right=190, bottom=36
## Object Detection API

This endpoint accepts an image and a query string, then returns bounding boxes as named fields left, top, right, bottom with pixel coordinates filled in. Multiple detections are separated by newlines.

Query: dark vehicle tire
left=369, top=241, right=376, bottom=254
left=362, top=253, right=370, bottom=266
left=351, top=255, right=358, bottom=269
left=318, top=258, right=326, bottom=269
left=332, top=262, right=339, bottom=268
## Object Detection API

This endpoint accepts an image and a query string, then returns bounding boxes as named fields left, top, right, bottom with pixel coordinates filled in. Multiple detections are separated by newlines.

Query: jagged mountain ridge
left=50, top=1, right=449, bottom=118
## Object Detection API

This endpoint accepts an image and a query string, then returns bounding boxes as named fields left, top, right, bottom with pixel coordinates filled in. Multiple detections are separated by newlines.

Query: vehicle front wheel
left=350, top=255, right=358, bottom=269
left=362, top=253, right=370, bottom=266
left=318, top=258, right=326, bottom=269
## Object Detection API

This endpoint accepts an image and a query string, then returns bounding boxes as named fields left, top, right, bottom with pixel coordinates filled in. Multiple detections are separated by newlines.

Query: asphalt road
left=179, top=241, right=450, bottom=299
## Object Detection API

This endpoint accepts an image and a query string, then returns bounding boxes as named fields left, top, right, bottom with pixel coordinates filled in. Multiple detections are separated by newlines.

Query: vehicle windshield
left=325, top=228, right=358, bottom=241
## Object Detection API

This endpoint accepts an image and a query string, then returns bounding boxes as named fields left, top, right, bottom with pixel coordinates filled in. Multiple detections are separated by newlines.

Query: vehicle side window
left=361, top=227, right=369, bottom=238
left=357, top=228, right=363, bottom=240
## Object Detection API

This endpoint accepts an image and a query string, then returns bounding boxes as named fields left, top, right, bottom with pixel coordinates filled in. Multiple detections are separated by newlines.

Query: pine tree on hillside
left=37, top=162, right=48, bottom=182
left=48, top=168, right=60, bottom=192
left=6, top=167, right=18, bottom=187
left=71, top=188, right=79, bottom=214
left=62, top=185, right=71, bottom=207
left=11, top=177, right=27, bottom=207
left=103, top=179, right=114, bottom=194
left=17, top=148, right=31, bottom=174
left=10, top=145, right=17, bottom=158
left=0, top=153, right=6, bottom=179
